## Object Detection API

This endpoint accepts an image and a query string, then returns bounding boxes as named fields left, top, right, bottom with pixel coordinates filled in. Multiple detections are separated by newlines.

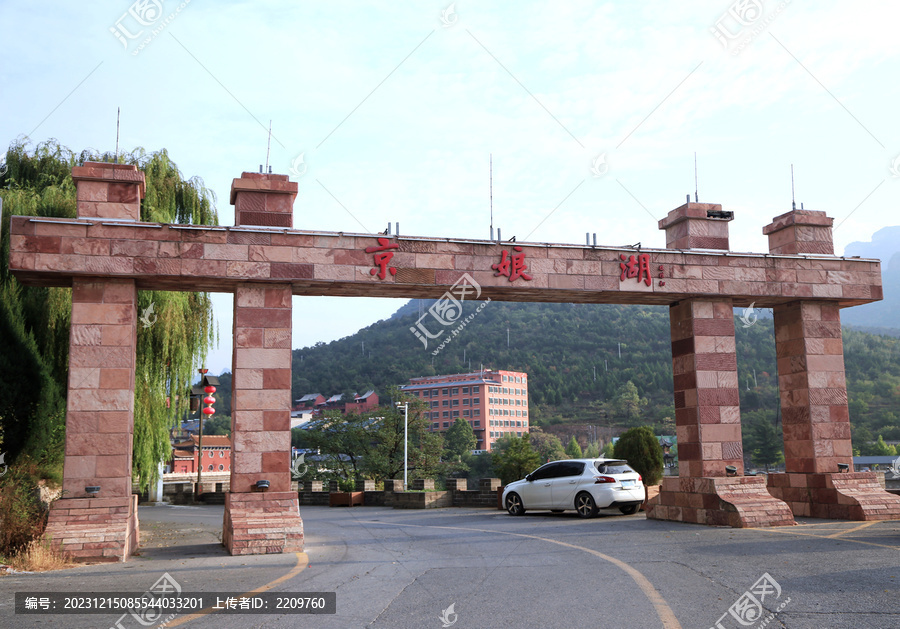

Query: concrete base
left=767, top=472, right=900, bottom=520
left=44, top=495, right=139, bottom=562
left=646, top=476, right=795, bottom=528
left=223, top=492, right=303, bottom=556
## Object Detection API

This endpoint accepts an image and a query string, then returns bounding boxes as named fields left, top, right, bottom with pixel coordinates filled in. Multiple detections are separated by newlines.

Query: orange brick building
left=170, top=435, right=232, bottom=474
left=400, top=369, right=529, bottom=452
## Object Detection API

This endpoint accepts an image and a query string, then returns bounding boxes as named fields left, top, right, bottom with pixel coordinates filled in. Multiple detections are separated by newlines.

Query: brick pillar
left=647, top=204, right=794, bottom=527
left=657, top=202, right=733, bottom=251
left=44, top=279, right=140, bottom=562
left=231, top=172, right=297, bottom=228
left=72, top=161, right=145, bottom=220
left=762, top=209, right=833, bottom=255
left=764, top=210, right=900, bottom=520
left=670, top=298, right=743, bottom=478
left=223, top=283, right=303, bottom=555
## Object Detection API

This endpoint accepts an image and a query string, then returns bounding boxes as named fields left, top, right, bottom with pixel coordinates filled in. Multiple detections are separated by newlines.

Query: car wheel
left=575, top=492, right=598, bottom=518
left=505, top=493, right=525, bottom=516
left=619, top=504, right=640, bottom=515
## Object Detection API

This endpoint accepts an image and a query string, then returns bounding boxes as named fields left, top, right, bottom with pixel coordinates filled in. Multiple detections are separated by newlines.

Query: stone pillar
left=648, top=202, right=794, bottom=527
left=670, top=298, right=743, bottom=478
left=231, top=171, right=296, bottom=228
left=44, top=279, right=140, bottom=561
left=658, top=202, right=733, bottom=251
left=223, top=283, right=303, bottom=555
left=763, top=209, right=833, bottom=255
left=764, top=209, right=900, bottom=520
left=223, top=171, right=302, bottom=555
left=44, top=162, right=145, bottom=562
left=72, top=161, right=145, bottom=221
left=646, top=299, right=793, bottom=527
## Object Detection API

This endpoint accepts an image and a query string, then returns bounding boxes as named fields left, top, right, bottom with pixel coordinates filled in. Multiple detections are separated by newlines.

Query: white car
left=502, top=458, right=646, bottom=518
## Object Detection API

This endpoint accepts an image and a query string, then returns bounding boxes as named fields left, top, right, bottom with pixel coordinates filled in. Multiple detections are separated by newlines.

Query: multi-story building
left=400, top=369, right=529, bottom=452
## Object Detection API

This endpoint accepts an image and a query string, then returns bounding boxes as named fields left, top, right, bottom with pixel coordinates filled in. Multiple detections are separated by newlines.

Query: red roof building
left=170, top=435, right=232, bottom=474
left=400, top=369, right=529, bottom=452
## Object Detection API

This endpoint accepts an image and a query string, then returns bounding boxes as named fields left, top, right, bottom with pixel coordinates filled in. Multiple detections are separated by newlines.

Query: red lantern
left=203, top=396, right=216, bottom=405
left=202, top=407, right=215, bottom=415
left=204, top=385, right=216, bottom=394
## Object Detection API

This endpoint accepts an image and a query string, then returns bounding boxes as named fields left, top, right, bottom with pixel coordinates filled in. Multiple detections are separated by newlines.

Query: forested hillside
left=291, top=300, right=900, bottom=447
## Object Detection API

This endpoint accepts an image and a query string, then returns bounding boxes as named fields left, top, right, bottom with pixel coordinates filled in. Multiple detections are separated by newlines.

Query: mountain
left=841, top=226, right=900, bottom=330
left=290, top=301, right=900, bottom=442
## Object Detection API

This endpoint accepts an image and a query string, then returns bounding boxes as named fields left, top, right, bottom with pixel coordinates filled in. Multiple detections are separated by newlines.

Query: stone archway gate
left=8, top=162, right=900, bottom=561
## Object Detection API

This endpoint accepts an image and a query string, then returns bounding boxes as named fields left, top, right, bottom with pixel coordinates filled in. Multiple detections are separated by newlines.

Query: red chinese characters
left=619, top=253, right=652, bottom=286
left=492, top=246, right=532, bottom=282
left=365, top=237, right=400, bottom=280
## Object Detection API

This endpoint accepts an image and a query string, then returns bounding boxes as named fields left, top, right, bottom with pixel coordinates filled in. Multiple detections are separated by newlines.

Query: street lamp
left=395, top=402, right=408, bottom=491
left=195, top=369, right=219, bottom=495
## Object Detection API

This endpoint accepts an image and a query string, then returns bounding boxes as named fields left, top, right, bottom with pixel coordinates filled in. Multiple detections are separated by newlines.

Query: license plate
left=620, top=480, right=635, bottom=488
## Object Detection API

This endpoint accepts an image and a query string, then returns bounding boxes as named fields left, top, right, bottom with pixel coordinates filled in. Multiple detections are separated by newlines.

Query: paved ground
left=0, top=504, right=898, bottom=628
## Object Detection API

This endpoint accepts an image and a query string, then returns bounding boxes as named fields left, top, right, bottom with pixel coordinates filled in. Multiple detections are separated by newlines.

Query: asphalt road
left=0, top=503, right=898, bottom=628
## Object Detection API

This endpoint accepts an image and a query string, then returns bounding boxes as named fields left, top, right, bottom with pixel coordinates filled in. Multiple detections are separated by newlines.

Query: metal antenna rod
left=265, top=120, right=272, bottom=173
left=115, top=107, right=120, bottom=163
left=490, top=154, right=493, bottom=240
left=791, top=164, right=796, bottom=210
left=694, top=152, right=698, bottom=203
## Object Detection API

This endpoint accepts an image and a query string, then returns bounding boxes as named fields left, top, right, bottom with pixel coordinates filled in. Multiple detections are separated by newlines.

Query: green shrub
left=613, top=426, right=663, bottom=486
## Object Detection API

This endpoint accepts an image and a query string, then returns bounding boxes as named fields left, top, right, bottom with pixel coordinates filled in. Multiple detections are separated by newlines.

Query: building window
left=452, top=399, right=459, bottom=406
left=462, top=387, right=469, bottom=394
left=443, top=411, right=449, bottom=418
left=218, top=464, right=224, bottom=471
left=452, top=410, right=460, bottom=417
left=523, top=411, right=528, bottom=417
left=463, top=410, right=470, bottom=417
left=473, top=398, right=479, bottom=405
left=432, top=401, right=439, bottom=408
left=443, top=422, right=450, bottom=428
left=443, top=400, right=449, bottom=406
left=208, top=464, right=214, bottom=471
left=220, top=450, right=224, bottom=457
left=474, top=421, right=480, bottom=427
left=473, top=409, right=480, bottom=417
left=451, top=388, right=458, bottom=395
left=472, top=386, right=479, bottom=393
left=442, top=388, right=449, bottom=395
left=517, top=431, right=522, bottom=437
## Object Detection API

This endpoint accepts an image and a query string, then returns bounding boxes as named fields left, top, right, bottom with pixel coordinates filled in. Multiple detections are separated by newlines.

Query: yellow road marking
left=825, top=521, right=878, bottom=538
left=752, top=522, right=900, bottom=551
left=359, top=520, right=682, bottom=629
left=164, top=551, right=308, bottom=627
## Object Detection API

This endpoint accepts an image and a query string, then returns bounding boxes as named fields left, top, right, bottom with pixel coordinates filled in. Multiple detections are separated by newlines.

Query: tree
left=565, top=435, right=583, bottom=458
left=613, top=426, right=663, bottom=486
left=528, top=428, right=567, bottom=463
left=860, top=435, right=897, bottom=457
left=202, top=415, right=231, bottom=436
left=609, top=380, right=648, bottom=426
left=461, top=451, right=495, bottom=480
left=583, top=441, right=600, bottom=458
left=1, top=140, right=218, bottom=489
left=443, top=418, right=476, bottom=461
left=601, top=441, right=616, bottom=458
left=492, top=433, right=542, bottom=485
left=745, top=417, right=783, bottom=471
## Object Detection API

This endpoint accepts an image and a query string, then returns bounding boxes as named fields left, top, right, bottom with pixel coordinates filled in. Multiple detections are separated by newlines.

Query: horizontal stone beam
left=8, top=216, right=882, bottom=307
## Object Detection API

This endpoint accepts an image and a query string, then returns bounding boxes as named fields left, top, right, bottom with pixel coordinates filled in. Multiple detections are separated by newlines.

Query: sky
left=2, top=1, right=899, bottom=374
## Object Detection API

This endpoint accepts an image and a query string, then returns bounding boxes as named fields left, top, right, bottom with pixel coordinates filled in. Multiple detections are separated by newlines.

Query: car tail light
left=593, top=476, right=616, bottom=484
left=638, top=475, right=642, bottom=482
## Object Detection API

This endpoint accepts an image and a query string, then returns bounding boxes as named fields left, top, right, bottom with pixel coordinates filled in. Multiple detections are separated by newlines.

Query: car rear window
left=594, top=461, right=635, bottom=474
